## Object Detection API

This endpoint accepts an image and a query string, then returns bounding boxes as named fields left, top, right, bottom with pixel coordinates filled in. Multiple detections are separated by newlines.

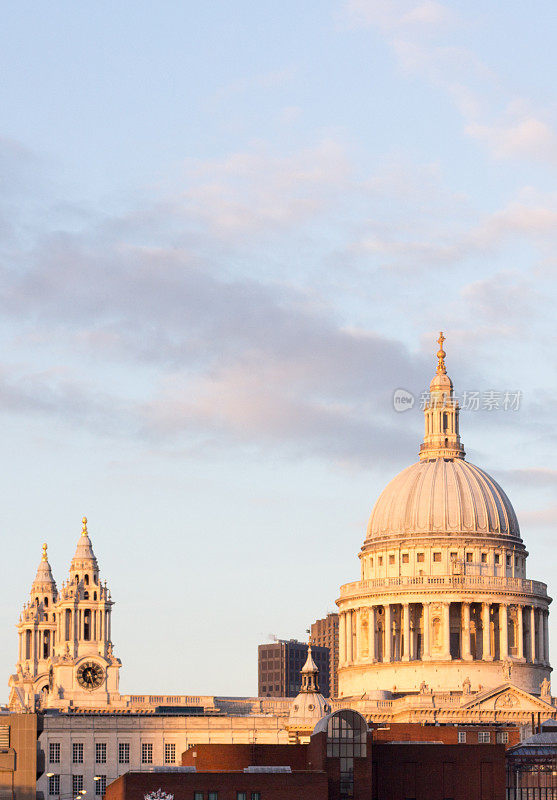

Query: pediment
left=460, top=683, right=554, bottom=713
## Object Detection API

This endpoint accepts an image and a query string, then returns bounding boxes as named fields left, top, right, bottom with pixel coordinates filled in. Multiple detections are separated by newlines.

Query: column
left=442, top=603, right=451, bottom=660
left=543, top=611, right=549, bottom=665
left=517, top=605, right=524, bottom=661
left=339, top=612, right=346, bottom=666
left=537, top=609, right=544, bottom=664
left=368, top=607, right=376, bottom=662
left=384, top=604, right=392, bottom=663
left=500, top=603, right=509, bottom=660
left=482, top=603, right=492, bottom=660
left=402, top=603, right=410, bottom=661
left=422, top=603, right=431, bottom=660
left=530, top=606, right=537, bottom=663
left=356, top=608, right=363, bottom=661
left=346, top=610, right=353, bottom=663
left=461, top=602, right=472, bottom=661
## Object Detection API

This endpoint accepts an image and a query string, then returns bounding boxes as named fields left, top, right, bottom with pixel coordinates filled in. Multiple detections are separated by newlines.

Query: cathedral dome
left=366, top=457, right=521, bottom=542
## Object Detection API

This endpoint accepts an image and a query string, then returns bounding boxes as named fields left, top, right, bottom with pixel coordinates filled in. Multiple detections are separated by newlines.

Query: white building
left=336, top=333, right=555, bottom=725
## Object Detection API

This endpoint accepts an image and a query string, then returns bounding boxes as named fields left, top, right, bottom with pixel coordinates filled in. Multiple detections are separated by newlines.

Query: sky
left=2, top=0, right=557, bottom=701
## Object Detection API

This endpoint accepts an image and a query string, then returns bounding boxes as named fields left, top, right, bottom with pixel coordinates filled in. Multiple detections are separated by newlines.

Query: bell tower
left=9, top=517, right=122, bottom=711
left=49, top=517, right=121, bottom=708
left=9, top=544, right=58, bottom=710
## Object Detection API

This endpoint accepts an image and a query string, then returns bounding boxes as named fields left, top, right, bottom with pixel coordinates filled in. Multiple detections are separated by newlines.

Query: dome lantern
left=420, top=331, right=465, bottom=461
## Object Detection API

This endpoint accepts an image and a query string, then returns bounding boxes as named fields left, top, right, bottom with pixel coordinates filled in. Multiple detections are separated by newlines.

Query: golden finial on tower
left=436, top=331, right=446, bottom=374
left=42, top=543, right=48, bottom=561
left=81, top=516, right=88, bottom=536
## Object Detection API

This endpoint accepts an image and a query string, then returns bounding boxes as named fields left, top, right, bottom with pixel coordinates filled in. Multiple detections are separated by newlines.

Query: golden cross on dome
left=436, top=331, right=446, bottom=374
left=42, top=543, right=48, bottom=561
left=81, top=516, right=88, bottom=536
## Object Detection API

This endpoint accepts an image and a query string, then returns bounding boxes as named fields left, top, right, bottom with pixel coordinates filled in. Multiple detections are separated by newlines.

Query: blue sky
left=2, top=1, right=557, bottom=700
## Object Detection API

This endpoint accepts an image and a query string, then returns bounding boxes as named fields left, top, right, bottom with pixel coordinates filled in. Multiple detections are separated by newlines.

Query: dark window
left=49, top=742, right=60, bottom=764
left=141, top=743, right=153, bottom=764
left=118, top=743, right=130, bottom=764
left=95, top=743, right=106, bottom=763
left=164, top=743, right=176, bottom=764
left=72, top=743, right=83, bottom=764
left=95, top=776, right=106, bottom=797
left=72, top=775, right=83, bottom=794
left=48, top=775, right=60, bottom=796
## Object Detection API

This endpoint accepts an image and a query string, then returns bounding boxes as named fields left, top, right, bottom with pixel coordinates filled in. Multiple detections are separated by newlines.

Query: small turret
left=287, top=643, right=330, bottom=743
left=419, top=332, right=465, bottom=461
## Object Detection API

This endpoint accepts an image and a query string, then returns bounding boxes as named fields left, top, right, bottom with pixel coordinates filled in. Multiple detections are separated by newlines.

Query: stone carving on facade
left=502, top=660, right=512, bottom=682
left=495, top=692, right=517, bottom=708
left=462, top=677, right=471, bottom=695
left=541, top=677, right=551, bottom=699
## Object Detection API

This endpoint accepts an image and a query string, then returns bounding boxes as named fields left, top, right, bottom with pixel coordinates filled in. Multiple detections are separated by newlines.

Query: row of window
left=457, top=731, right=508, bottom=743
left=370, top=552, right=522, bottom=567
left=49, top=741, right=176, bottom=765
left=48, top=775, right=106, bottom=796
left=193, top=794, right=260, bottom=800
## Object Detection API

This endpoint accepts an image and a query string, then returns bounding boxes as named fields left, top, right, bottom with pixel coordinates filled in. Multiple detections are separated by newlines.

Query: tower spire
left=436, top=331, right=446, bottom=374
left=419, top=331, right=465, bottom=461
left=300, top=643, right=319, bottom=693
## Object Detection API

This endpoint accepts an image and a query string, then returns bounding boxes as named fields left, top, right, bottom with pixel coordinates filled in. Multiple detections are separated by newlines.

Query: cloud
left=341, top=0, right=454, bottom=31
left=467, top=117, right=557, bottom=163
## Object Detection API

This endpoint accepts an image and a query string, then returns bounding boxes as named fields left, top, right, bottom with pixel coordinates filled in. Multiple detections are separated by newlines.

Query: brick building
left=258, top=640, right=330, bottom=697
left=311, top=613, right=339, bottom=697
left=105, top=709, right=506, bottom=800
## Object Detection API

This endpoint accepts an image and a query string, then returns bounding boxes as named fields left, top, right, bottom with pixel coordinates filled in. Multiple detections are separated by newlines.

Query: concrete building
left=311, top=613, right=339, bottom=697
left=258, top=640, right=330, bottom=698
left=336, top=334, right=555, bottom=725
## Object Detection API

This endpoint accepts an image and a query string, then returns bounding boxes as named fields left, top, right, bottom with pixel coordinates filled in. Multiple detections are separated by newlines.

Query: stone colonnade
left=338, top=601, right=549, bottom=666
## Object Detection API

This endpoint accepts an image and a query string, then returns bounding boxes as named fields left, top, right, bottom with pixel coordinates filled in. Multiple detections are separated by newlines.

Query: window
left=515, top=556, right=519, bottom=567
left=72, top=743, right=84, bottom=764
left=95, top=743, right=107, bottom=764
left=164, top=743, right=176, bottom=764
left=402, top=553, right=409, bottom=563
left=458, top=731, right=466, bottom=743
left=478, top=731, right=490, bottom=743
left=495, top=554, right=500, bottom=564
left=506, top=555, right=511, bottom=567
left=389, top=554, right=395, bottom=564
left=49, top=742, right=60, bottom=763
left=118, top=742, right=130, bottom=764
left=193, top=793, right=204, bottom=800
left=497, top=731, right=509, bottom=744
left=450, top=552, right=457, bottom=560
left=417, top=553, right=424, bottom=563
left=481, top=553, right=487, bottom=563
left=433, top=552, right=441, bottom=562
left=141, top=743, right=153, bottom=764
left=251, top=794, right=261, bottom=800
left=209, top=793, right=219, bottom=800
left=236, top=794, right=246, bottom=800
left=466, top=553, right=473, bottom=563
left=95, top=776, right=106, bottom=797
left=370, top=557, right=374, bottom=566
left=378, top=556, right=383, bottom=565
left=48, top=775, right=60, bottom=796
left=72, top=775, right=84, bottom=794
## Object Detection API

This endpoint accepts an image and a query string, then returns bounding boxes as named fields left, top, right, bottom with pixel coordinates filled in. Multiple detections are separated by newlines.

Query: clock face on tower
left=76, top=661, right=105, bottom=691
